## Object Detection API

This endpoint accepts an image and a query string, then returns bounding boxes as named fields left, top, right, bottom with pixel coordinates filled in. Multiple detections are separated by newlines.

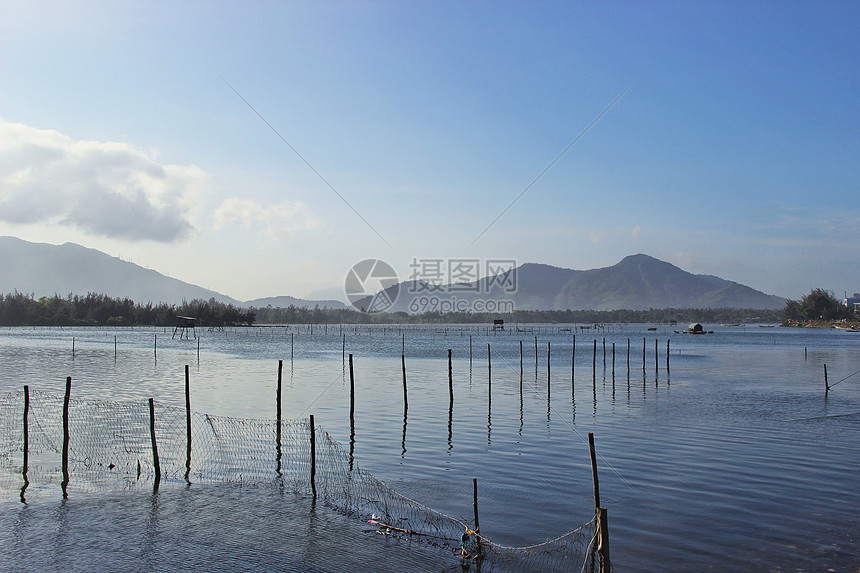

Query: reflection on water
left=1, top=325, right=859, bottom=571
left=0, top=483, right=450, bottom=572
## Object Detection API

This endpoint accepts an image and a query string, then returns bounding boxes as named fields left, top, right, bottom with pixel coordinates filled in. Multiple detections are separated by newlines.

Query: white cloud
left=0, top=119, right=206, bottom=242
left=631, top=225, right=641, bottom=240
left=589, top=231, right=607, bottom=243
left=671, top=250, right=695, bottom=270
left=213, top=198, right=320, bottom=241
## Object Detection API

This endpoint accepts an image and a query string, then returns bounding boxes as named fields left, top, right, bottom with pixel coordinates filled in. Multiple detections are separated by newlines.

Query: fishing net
left=0, top=389, right=597, bottom=571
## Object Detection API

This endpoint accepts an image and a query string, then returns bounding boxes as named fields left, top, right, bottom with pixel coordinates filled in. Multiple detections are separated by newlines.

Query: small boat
left=684, top=323, right=713, bottom=334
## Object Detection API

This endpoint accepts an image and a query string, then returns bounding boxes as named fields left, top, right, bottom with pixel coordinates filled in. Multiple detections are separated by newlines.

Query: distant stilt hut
left=173, top=316, right=197, bottom=339
left=493, top=319, right=505, bottom=331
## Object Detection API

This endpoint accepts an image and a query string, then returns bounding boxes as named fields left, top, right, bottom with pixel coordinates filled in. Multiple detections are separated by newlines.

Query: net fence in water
left=0, top=389, right=598, bottom=572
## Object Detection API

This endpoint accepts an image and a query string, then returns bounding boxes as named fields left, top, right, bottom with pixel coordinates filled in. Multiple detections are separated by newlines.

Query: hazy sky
left=2, top=1, right=858, bottom=302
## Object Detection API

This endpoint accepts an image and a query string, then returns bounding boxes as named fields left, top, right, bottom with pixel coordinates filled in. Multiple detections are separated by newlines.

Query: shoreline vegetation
left=784, top=320, right=860, bottom=329
left=0, top=291, right=785, bottom=327
left=780, top=288, right=858, bottom=328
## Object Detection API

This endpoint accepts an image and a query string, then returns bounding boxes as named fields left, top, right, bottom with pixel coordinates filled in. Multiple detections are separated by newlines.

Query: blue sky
left=1, top=1, right=858, bottom=302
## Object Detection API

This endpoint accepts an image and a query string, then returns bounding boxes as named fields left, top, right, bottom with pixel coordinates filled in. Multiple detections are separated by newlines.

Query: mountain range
left=513, top=256, right=786, bottom=310
left=0, top=236, right=786, bottom=311
left=353, top=255, right=787, bottom=312
left=0, top=236, right=345, bottom=308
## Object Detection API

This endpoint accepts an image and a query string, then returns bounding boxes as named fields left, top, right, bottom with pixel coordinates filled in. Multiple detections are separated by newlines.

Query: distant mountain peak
left=358, top=254, right=786, bottom=312
left=0, top=236, right=348, bottom=309
left=0, top=236, right=238, bottom=305
left=617, top=253, right=675, bottom=267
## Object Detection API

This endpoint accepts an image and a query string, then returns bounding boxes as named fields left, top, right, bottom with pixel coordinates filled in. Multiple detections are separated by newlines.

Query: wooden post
left=655, top=338, right=658, bottom=376
left=72, top=336, right=75, bottom=358
left=571, top=334, right=576, bottom=385
left=349, top=354, right=355, bottom=423
left=276, top=359, right=285, bottom=476
left=611, top=342, right=615, bottom=376
left=276, top=358, right=283, bottom=421
left=626, top=338, right=630, bottom=373
left=22, top=385, right=29, bottom=475
left=598, top=507, right=611, bottom=573
left=309, top=415, right=317, bottom=498
left=185, top=364, right=192, bottom=481
left=602, top=338, right=606, bottom=368
left=666, top=339, right=670, bottom=371
left=401, top=381, right=408, bottom=457
left=291, top=333, right=294, bottom=364
left=588, top=432, right=600, bottom=510
left=62, top=376, right=71, bottom=498
left=114, top=336, right=117, bottom=361
left=487, top=343, right=491, bottom=384
left=824, top=364, right=829, bottom=395
left=448, top=349, right=453, bottom=403
left=469, top=335, right=472, bottom=368
left=642, top=337, right=646, bottom=372
left=402, top=353, right=408, bottom=408
left=154, top=334, right=157, bottom=362
left=149, top=398, right=161, bottom=484
left=448, top=383, right=454, bottom=450
left=473, top=477, right=482, bottom=556
left=547, top=341, right=551, bottom=386
left=520, top=340, right=524, bottom=375
left=197, top=336, right=200, bottom=364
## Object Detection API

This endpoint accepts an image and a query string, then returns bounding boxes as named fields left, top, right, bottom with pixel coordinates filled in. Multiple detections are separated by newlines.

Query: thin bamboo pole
left=309, top=415, right=317, bottom=498
left=185, top=365, right=192, bottom=481
left=61, top=376, right=71, bottom=498
left=149, top=398, right=161, bottom=485
left=473, top=478, right=482, bottom=556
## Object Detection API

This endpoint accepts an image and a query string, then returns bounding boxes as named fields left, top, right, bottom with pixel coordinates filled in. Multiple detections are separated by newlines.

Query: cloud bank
left=0, top=119, right=206, bottom=242
left=213, top=198, right=320, bottom=241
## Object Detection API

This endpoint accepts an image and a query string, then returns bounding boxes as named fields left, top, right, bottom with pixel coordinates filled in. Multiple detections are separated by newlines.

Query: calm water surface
left=0, top=324, right=858, bottom=571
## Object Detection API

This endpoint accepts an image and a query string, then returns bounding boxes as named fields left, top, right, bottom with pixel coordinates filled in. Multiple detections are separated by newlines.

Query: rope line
left=790, top=411, right=860, bottom=422
left=829, top=366, right=860, bottom=388
left=486, top=515, right=596, bottom=552
left=222, top=79, right=392, bottom=249
left=579, top=525, right=600, bottom=573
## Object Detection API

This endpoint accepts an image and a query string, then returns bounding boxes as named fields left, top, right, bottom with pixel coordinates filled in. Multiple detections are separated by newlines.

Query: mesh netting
left=0, top=389, right=597, bottom=571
